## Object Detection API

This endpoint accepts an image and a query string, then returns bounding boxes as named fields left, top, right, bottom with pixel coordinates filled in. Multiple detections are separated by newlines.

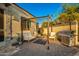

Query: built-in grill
left=56, top=30, right=75, bottom=46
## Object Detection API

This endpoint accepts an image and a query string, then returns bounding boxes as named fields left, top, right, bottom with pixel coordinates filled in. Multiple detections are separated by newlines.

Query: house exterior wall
left=12, top=19, right=21, bottom=37
left=9, top=4, right=36, bottom=39
left=0, top=3, right=37, bottom=43
left=4, top=4, right=22, bottom=40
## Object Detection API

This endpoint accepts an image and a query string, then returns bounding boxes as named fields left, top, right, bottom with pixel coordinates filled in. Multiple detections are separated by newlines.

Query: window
left=26, top=20, right=31, bottom=30
left=22, top=19, right=26, bottom=30
left=21, top=17, right=31, bottom=30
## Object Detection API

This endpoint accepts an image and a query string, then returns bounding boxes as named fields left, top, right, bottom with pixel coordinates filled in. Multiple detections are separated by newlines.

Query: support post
left=75, top=20, right=79, bottom=45
left=10, top=15, right=12, bottom=40
left=47, top=15, right=51, bottom=50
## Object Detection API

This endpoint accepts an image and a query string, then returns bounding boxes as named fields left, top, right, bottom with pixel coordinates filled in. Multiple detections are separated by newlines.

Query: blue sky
left=16, top=3, right=63, bottom=24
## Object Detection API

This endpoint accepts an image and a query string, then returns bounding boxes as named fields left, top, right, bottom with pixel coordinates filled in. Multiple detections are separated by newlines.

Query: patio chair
left=49, top=32, right=56, bottom=41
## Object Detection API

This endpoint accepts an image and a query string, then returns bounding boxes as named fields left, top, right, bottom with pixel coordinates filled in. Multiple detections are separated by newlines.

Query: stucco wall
left=43, top=24, right=76, bottom=35
left=12, top=20, right=21, bottom=37
left=52, top=25, right=76, bottom=33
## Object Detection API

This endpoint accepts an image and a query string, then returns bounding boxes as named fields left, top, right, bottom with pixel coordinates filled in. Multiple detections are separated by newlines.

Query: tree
left=62, top=4, right=77, bottom=31
left=50, top=21, right=55, bottom=26
left=42, top=21, right=48, bottom=28
left=49, top=21, right=55, bottom=32
left=58, top=13, right=68, bottom=25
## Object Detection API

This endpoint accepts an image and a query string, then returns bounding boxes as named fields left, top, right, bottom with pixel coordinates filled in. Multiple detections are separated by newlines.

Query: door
left=0, top=9, right=4, bottom=42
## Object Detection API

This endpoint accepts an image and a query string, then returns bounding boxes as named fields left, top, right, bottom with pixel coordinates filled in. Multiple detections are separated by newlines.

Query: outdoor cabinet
left=57, top=30, right=75, bottom=46
left=60, top=35, right=75, bottom=46
left=61, top=36, right=70, bottom=46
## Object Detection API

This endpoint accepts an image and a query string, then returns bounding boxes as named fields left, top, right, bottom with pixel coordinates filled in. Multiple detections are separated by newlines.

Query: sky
left=16, top=3, right=63, bottom=24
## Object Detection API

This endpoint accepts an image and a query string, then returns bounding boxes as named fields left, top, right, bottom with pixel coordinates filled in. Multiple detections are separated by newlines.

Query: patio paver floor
left=12, top=38, right=79, bottom=56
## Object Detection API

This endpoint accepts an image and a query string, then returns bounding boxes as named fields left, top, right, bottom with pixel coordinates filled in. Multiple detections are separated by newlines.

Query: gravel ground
left=12, top=38, right=79, bottom=56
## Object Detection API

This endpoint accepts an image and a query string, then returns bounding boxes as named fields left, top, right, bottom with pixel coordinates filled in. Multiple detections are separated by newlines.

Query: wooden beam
left=26, top=15, right=48, bottom=19
left=5, top=3, right=11, bottom=7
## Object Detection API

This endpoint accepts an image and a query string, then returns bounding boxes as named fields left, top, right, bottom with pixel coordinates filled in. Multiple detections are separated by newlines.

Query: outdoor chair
left=49, top=32, right=56, bottom=41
